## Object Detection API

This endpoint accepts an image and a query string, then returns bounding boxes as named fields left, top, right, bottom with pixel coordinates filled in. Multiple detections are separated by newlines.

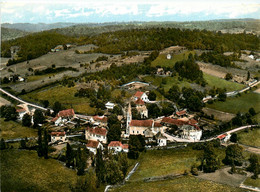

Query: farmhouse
left=86, top=140, right=103, bottom=155
left=121, top=81, right=149, bottom=90
left=105, top=102, right=115, bottom=110
left=108, top=141, right=129, bottom=153
left=179, top=124, right=202, bottom=141
left=50, top=131, right=67, bottom=143
left=16, top=108, right=27, bottom=120
left=155, top=132, right=167, bottom=146
left=135, top=98, right=148, bottom=118
left=128, top=120, right=163, bottom=136
left=52, top=108, right=75, bottom=126
left=133, top=91, right=149, bottom=102
left=85, top=127, right=107, bottom=144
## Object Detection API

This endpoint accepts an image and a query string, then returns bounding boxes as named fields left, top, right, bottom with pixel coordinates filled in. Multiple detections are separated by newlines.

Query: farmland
left=237, top=128, right=260, bottom=147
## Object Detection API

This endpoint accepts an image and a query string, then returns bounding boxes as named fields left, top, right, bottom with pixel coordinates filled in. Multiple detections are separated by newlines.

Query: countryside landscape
left=1, top=1, right=260, bottom=192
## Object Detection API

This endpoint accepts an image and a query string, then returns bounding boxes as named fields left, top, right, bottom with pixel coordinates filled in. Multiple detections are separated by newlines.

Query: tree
left=201, top=143, right=220, bottom=173
left=53, top=101, right=62, bottom=115
left=66, top=143, right=74, bottom=168
left=71, top=169, right=97, bottom=192
left=105, top=160, right=124, bottom=184
left=168, top=85, right=181, bottom=102
left=230, top=133, right=238, bottom=143
left=107, top=114, right=120, bottom=128
left=0, top=138, right=6, bottom=150
left=96, top=148, right=105, bottom=185
left=128, top=135, right=144, bottom=159
left=147, top=103, right=161, bottom=118
left=247, top=71, right=250, bottom=81
left=107, top=124, right=121, bottom=144
left=187, top=95, right=203, bottom=111
left=223, top=144, right=244, bottom=166
left=37, top=127, right=43, bottom=157
left=249, top=107, right=256, bottom=116
left=148, top=91, right=156, bottom=101
left=112, top=105, right=123, bottom=115
left=76, top=147, right=86, bottom=176
left=43, top=129, right=49, bottom=159
left=118, top=153, right=129, bottom=178
left=247, top=154, right=259, bottom=179
left=225, top=73, right=233, bottom=80
left=41, top=100, right=49, bottom=108
left=22, top=113, right=32, bottom=127
left=1, top=105, right=18, bottom=121
left=218, top=91, right=227, bottom=102
left=33, top=109, right=45, bottom=128
left=20, top=137, right=28, bottom=149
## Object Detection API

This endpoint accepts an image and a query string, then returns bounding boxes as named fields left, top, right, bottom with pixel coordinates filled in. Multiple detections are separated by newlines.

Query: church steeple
left=126, top=102, right=132, bottom=134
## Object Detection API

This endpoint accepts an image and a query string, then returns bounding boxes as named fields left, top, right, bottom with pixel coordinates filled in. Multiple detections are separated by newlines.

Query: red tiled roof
left=189, top=119, right=198, bottom=125
left=176, top=110, right=186, bottom=116
left=217, top=134, right=226, bottom=140
left=135, top=98, right=145, bottom=105
left=134, top=91, right=144, bottom=98
left=51, top=131, right=66, bottom=136
left=16, top=108, right=26, bottom=113
left=108, top=141, right=123, bottom=147
left=161, top=117, right=187, bottom=126
left=129, top=120, right=162, bottom=128
left=86, top=140, right=99, bottom=148
left=93, top=116, right=108, bottom=123
left=58, top=109, right=75, bottom=117
left=86, top=127, right=107, bottom=136
left=51, top=117, right=59, bottom=122
left=122, top=144, right=129, bottom=149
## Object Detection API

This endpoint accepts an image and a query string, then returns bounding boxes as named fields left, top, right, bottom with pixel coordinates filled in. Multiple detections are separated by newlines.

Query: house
left=85, top=127, right=107, bottom=144
left=52, top=108, right=75, bottom=126
left=50, top=131, right=67, bottom=143
left=91, top=115, right=108, bottom=126
left=175, top=110, right=187, bottom=118
left=51, top=116, right=62, bottom=126
left=86, top=140, right=103, bottom=154
left=133, top=91, right=149, bottom=102
left=108, top=141, right=129, bottom=153
left=121, top=81, right=149, bottom=90
left=16, top=108, right=27, bottom=120
left=155, top=132, right=167, bottom=146
left=18, top=76, right=25, bottom=82
left=161, top=117, right=188, bottom=127
left=128, top=120, right=163, bottom=137
left=179, top=124, right=202, bottom=141
left=167, top=54, right=172, bottom=60
left=135, top=98, right=148, bottom=118
left=105, top=102, right=115, bottom=110
left=217, top=133, right=231, bottom=143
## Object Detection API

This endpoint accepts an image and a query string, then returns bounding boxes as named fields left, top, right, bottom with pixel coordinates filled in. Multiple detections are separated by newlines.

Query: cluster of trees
left=107, top=114, right=122, bottom=144
left=95, top=56, right=108, bottom=62
left=0, top=105, right=18, bottom=121
left=128, top=135, right=146, bottom=159
left=34, top=67, right=78, bottom=76
left=1, top=31, right=75, bottom=65
left=174, top=54, right=205, bottom=85
left=231, top=108, right=256, bottom=126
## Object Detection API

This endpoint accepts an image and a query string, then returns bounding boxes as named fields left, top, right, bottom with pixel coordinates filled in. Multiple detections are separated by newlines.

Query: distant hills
left=1, top=28, right=30, bottom=41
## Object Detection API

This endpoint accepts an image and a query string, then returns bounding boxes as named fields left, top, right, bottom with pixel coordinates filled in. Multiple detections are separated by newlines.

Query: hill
left=1, top=27, right=30, bottom=41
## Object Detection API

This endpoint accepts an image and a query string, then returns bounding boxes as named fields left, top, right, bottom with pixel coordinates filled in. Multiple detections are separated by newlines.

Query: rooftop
left=129, top=120, right=162, bottom=128
left=58, top=109, right=75, bottom=117
left=51, top=131, right=66, bottom=136
left=86, top=127, right=107, bottom=136
left=134, top=91, right=144, bottom=98
left=86, top=140, right=100, bottom=148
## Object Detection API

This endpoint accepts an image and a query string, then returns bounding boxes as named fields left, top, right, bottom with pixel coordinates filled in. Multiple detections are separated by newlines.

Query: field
left=203, top=73, right=245, bottom=92
left=207, top=92, right=260, bottom=115
left=237, top=128, right=260, bottom=148
left=112, top=176, right=243, bottom=192
left=129, top=147, right=225, bottom=181
left=0, top=150, right=77, bottom=192
left=0, top=118, right=37, bottom=139
left=151, top=51, right=195, bottom=68
left=243, top=177, right=260, bottom=188
left=21, top=85, right=96, bottom=114
left=0, top=96, right=11, bottom=106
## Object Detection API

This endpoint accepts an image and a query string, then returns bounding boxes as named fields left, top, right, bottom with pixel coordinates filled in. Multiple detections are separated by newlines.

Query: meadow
left=237, top=128, right=260, bottom=148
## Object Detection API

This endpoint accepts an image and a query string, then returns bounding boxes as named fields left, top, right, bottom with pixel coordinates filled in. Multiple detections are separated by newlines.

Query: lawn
left=238, top=128, right=260, bottom=148
left=129, top=147, right=225, bottom=181
left=0, top=150, right=77, bottom=192
left=27, top=73, right=59, bottom=82
left=0, top=118, right=37, bottom=139
left=112, top=176, right=243, bottom=192
left=243, top=177, right=260, bottom=188
left=207, top=92, right=260, bottom=115
left=203, top=73, right=245, bottom=92
left=151, top=51, right=195, bottom=68
left=21, top=85, right=96, bottom=114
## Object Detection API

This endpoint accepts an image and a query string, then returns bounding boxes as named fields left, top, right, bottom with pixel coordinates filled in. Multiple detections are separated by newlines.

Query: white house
left=50, top=131, right=67, bottom=143
left=90, top=115, right=108, bottom=127
left=51, top=108, right=75, bottom=126
left=167, top=54, right=172, bottom=60
left=16, top=108, right=27, bottom=120
left=133, top=91, right=149, bottom=102
left=180, top=124, right=202, bottom=141
left=108, top=141, right=129, bottom=154
left=85, top=127, right=107, bottom=144
left=135, top=98, right=148, bottom=118
left=86, top=140, right=103, bottom=154
left=155, top=132, right=167, bottom=146
left=105, top=102, right=115, bottom=110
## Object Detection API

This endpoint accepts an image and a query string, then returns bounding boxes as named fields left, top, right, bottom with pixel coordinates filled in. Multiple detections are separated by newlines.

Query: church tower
left=126, top=102, right=132, bottom=135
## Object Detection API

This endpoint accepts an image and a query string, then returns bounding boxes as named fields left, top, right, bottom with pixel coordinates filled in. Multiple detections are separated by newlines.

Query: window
left=60, top=137, right=63, bottom=139
left=143, top=131, right=145, bottom=134
left=133, top=131, right=134, bottom=133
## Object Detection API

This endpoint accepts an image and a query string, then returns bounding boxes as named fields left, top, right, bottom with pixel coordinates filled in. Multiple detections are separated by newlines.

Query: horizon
left=1, top=0, right=260, bottom=24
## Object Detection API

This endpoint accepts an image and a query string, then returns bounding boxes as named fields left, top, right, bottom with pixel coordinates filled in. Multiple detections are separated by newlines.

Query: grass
left=27, top=73, right=59, bottom=82
left=129, top=147, right=225, bottom=181
left=243, top=177, right=260, bottom=188
left=112, top=176, right=243, bottom=192
left=151, top=51, right=195, bottom=68
left=237, top=128, right=260, bottom=148
left=207, top=92, right=260, bottom=115
left=21, top=85, right=96, bottom=115
left=0, top=149, right=77, bottom=192
left=203, top=73, right=245, bottom=92
left=0, top=118, right=37, bottom=139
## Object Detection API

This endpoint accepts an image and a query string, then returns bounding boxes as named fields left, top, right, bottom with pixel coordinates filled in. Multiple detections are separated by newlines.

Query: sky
left=1, top=0, right=260, bottom=24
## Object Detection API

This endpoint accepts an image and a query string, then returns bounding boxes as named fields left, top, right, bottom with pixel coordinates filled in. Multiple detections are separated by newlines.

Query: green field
left=112, top=176, right=243, bottom=192
left=0, top=118, right=37, bottom=139
left=130, top=147, right=225, bottom=181
left=203, top=73, right=245, bottom=92
left=27, top=73, right=59, bottom=82
left=238, top=128, right=260, bottom=148
left=243, top=177, right=260, bottom=188
left=207, top=92, right=260, bottom=115
left=151, top=51, right=195, bottom=68
left=21, top=85, right=96, bottom=114
left=1, top=150, right=77, bottom=192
